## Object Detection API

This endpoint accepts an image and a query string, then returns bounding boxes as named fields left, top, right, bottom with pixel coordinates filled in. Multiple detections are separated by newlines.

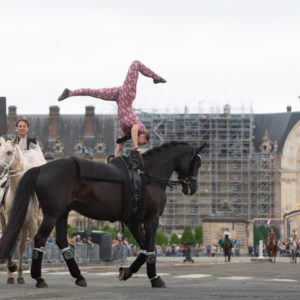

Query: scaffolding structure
left=114, top=110, right=281, bottom=234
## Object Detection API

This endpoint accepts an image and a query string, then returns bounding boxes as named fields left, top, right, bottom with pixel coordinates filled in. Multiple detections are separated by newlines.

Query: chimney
left=7, top=105, right=17, bottom=135
left=48, top=106, right=60, bottom=141
left=84, top=106, right=95, bottom=137
left=0, top=97, right=7, bottom=136
left=223, top=104, right=231, bottom=118
left=287, top=105, right=292, bottom=112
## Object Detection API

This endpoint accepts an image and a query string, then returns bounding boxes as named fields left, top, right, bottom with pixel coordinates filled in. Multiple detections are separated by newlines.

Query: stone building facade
left=2, top=97, right=300, bottom=250
left=202, top=217, right=253, bottom=254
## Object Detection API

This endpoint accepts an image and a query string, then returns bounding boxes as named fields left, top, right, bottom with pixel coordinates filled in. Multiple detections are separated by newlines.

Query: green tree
left=67, top=224, right=78, bottom=236
left=260, top=225, right=269, bottom=242
left=123, top=225, right=138, bottom=246
left=91, top=225, right=100, bottom=231
left=272, top=226, right=280, bottom=240
left=155, top=230, right=168, bottom=245
left=180, top=226, right=196, bottom=246
left=254, top=225, right=280, bottom=246
left=170, top=233, right=180, bottom=244
left=253, top=225, right=264, bottom=246
left=194, top=226, right=203, bottom=245
left=102, top=225, right=117, bottom=239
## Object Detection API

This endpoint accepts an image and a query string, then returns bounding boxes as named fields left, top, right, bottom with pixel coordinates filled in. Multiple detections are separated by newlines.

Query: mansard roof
left=253, top=111, right=300, bottom=153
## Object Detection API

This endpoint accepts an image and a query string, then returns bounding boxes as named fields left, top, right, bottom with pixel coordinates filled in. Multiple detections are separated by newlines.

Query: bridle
left=178, top=148, right=201, bottom=185
left=0, top=144, right=24, bottom=180
left=144, top=148, right=201, bottom=187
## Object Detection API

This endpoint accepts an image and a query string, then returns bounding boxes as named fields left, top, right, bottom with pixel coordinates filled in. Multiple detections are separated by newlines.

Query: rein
left=142, top=170, right=190, bottom=187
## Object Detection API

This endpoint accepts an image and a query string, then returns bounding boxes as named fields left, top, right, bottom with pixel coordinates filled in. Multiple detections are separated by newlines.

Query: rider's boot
left=58, top=89, right=70, bottom=101
left=153, top=77, right=167, bottom=84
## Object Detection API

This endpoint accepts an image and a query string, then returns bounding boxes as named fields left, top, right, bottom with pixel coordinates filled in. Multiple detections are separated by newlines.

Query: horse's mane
left=143, top=141, right=191, bottom=159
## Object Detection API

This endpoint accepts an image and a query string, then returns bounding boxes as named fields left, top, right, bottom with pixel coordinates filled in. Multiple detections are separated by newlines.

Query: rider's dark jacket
left=17, top=136, right=37, bottom=150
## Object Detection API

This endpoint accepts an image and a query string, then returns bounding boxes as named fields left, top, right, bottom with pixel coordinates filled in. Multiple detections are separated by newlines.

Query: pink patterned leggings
left=68, top=60, right=161, bottom=104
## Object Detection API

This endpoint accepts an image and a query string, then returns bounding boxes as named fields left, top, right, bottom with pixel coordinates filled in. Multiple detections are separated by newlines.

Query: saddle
left=109, top=151, right=146, bottom=224
left=72, top=157, right=123, bottom=183
left=72, top=152, right=146, bottom=225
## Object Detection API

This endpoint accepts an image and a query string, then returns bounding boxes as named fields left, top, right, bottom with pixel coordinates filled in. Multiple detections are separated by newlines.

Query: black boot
left=58, top=88, right=70, bottom=101
left=153, top=77, right=167, bottom=84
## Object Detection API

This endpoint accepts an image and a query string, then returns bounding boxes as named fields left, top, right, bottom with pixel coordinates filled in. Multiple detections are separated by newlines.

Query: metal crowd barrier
left=112, top=244, right=128, bottom=261
left=13, top=242, right=101, bottom=262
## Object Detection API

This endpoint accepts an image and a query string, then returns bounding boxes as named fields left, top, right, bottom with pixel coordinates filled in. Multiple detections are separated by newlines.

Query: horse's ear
left=11, top=135, right=18, bottom=146
left=0, top=136, right=5, bottom=146
left=196, top=142, right=207, bottom=154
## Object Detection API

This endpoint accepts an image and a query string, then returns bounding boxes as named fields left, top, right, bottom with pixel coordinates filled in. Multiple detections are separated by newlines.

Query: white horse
left=288, top=236, right=297, bottom=263
left=0, top=136, right=39, bottom=284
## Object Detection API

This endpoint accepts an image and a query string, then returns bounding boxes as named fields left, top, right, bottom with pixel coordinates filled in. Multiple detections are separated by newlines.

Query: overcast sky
left=1, top=0, right=300, bottom=115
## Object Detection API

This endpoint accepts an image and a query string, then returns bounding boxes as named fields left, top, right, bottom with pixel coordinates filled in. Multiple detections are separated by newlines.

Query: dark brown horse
left=223, top=236, right=232, bottom=262
left=266, top=236, right=278, bottom=263
left=0, top=141, right=205, bottom=288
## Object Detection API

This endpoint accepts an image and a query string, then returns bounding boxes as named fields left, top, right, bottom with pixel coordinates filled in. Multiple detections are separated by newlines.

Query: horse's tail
left=0, top=166, right=40, bottom=260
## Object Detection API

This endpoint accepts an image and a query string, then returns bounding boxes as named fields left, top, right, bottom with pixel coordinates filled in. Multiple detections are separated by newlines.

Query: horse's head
left=0, top=136, right=19, bottom=179
left=175, top=143, right=206, bottom=195
left=0, top=136, right=6, bottom=148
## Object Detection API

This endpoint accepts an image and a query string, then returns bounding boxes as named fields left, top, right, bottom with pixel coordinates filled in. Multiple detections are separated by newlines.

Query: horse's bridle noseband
left=177, top=148, right=201, bottom=186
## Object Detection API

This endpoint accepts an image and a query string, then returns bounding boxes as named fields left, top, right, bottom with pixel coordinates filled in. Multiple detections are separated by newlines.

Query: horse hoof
left=36, top=278, right=48, bottom=288
left=75, top=277, right=87, bottom=287
left=151, top=276, right=166, bottom=288
left=119, top=267, right=132, bottom=281
left=7, top=277, right=15, bottom=284
left=8, top=263, right=18, bottom=273
left=17, top=277, right=25, bottom=284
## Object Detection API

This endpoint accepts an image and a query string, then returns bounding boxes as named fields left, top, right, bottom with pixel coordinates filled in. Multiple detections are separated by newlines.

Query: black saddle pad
left=72, top=156, right=146, bottom=225
left=72, top=157, right=123, bottom=183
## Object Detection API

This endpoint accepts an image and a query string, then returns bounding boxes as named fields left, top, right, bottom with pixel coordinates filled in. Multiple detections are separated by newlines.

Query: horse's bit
left=177, top=148, right=201, bottom=185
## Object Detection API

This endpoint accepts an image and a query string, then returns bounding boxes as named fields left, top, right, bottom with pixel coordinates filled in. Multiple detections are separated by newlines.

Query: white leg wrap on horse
left=140, top=250, right=147, bottom=255
left=61, top=246, right=71, bottom=253
left=33, top=247, right=44, bottom=253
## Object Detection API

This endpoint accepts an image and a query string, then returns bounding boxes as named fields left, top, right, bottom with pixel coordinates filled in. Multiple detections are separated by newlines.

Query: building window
left=190, top=199, right=198, bottom=214
left=259, top=182, right=268, bottom=191
left=260, top=161, right=268, bottom=169
left=169, top=199, right=176, bottom=214
left=233, top=182, right=241, bottom=192
left=234, top=161, right=241, bottom=169
left=212, top=182, right=219, bottom=192
left=76, top=221, right=83, bottom=232
left=234, top=199, right=242, bottom=214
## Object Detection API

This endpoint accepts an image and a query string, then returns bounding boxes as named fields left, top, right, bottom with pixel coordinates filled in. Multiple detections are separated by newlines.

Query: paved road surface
left=0, top=257, right=300, bottom=299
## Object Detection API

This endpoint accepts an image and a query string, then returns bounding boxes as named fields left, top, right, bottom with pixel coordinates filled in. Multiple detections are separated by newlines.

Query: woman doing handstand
left=58, top=60, right=166, bottom=156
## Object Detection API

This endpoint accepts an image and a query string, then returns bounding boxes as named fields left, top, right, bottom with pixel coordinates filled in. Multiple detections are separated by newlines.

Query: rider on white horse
left=292, top=229, right=298, bottom=242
